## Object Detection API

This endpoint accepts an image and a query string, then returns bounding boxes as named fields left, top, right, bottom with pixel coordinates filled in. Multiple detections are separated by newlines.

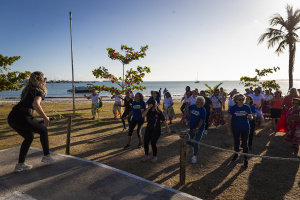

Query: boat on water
left=195, top=72, right=200, bottom=83
left=67, top=86, right=90, bottom=93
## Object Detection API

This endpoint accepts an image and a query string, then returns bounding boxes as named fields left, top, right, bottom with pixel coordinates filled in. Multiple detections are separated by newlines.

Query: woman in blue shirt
left=187, top=96, right=206, bottom=164
left=245, top=95, right=257, bottom=150
left=227, top=93, right=253, bottom=168
left=123, top=92, right=146, bottom=150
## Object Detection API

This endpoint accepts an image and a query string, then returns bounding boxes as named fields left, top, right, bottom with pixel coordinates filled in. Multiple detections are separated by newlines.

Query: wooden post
left=180, top=130, right=188, bottom=186
left=66, top=115, right=72, bottom=155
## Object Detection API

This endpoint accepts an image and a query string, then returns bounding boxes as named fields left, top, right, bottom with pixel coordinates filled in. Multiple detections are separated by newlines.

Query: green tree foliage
left=91, top=45, right=151, bottom=95
left=0, top=54, right=31, bottom=92
left=204, top=82, right=223, bottom=96
left=240, top=67, right=281, bottom=90
left=258, top=4, right=300, bottom=89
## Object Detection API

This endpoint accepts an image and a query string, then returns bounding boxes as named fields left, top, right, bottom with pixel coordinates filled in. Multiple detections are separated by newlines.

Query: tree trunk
left=288, top=44, right=295, bottom=89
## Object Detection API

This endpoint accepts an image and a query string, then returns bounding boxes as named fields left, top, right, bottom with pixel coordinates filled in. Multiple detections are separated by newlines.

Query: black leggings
left=180, top=103, right=186, bottom=113
left=121, top=107, right=131, bottom=128
left=144, top=127, right=161, bottom=156
left=128, top=119, right=144, bottom=138
left=8, top=109, right=49, bottom=163
left=248, top=120, right=256, bottom=147
left=205, top=110, right=211, bottom=130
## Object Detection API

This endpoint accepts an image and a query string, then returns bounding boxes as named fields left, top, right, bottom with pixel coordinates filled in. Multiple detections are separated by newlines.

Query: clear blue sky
left=1, top=0, right=300, bottom=81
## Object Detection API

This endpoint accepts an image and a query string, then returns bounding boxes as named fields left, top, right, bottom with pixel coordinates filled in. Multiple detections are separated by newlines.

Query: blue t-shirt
left=189, top=105, right=206, bottom=131
left=146, top=97, right=160, bottom=105
left=228, top=104, right=252, bottom=131
left=131, top=101, right=146, bottom=120
left=250, top=105, right=256, bottom=120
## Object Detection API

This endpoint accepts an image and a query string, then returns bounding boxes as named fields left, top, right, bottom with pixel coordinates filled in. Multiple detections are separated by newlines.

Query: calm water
left=1, top=81, right=300, bottom=99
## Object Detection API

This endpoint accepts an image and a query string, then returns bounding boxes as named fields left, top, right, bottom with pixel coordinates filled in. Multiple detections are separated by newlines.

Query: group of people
left=7, top=73, right=300, bottom=172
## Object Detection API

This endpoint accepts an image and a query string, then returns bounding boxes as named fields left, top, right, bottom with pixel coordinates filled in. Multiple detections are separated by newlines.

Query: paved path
left=0, top=147, right=200, bottom=200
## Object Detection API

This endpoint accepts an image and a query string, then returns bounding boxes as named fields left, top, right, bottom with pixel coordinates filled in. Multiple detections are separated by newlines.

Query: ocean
left=1, top=80, right=299, bottom=99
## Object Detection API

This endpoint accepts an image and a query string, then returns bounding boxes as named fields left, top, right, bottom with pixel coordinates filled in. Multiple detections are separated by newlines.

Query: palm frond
left=267, top=35, right=285, bottom=49
left=275, top=40, right=287, bottom=55
left=204, top=83, right=212, bottom=91
left=213, top=82, right=223, bottom=91
left=270, top=14, right=286, bottom=28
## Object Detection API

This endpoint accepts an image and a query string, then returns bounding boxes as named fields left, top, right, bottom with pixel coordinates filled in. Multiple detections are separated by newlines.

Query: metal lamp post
left=69, top=11, right=75, bottom=113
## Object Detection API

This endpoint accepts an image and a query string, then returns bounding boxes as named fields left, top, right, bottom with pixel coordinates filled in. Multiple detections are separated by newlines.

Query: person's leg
left=186, top=130, right=195, bottom=148
left=143, top=128, right=151, bottom=155
left=91, top=103, right=95, bottom=118
left=126, top=119, right=138, bottom=146
left=29, top=118, right=50, bottom=156
left=17, top=129, right=34, bottom=163
left=136, top=120, right=144, bottom=146
left=121, top=109, right=130, bottom=128
left=248, top=120, right=256, bottom=148
left=241, top=130, right=249, bottom=161
left=193, top=130, right=204, bottom=156
left=150, top=130, right=161, bottom=157
left=180, top=103, right=186, bottom=114
left=232, top=131, right=240, bottom=159
left=205, top=111, right=211, bottom=131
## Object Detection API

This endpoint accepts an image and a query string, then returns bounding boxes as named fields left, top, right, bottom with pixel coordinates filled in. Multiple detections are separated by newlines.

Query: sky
left=1, top=0, right=300, bottom=82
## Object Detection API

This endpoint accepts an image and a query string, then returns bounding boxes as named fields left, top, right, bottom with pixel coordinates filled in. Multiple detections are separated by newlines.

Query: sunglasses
left=292, top=102, right=299, bottom=104
left=44, top=77, right=47, bottom=80
left=238, top=99, right=244, bottom=101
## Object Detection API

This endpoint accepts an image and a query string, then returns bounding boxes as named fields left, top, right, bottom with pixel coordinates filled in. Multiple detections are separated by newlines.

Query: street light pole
left=69, top=11, right=75, bottom=113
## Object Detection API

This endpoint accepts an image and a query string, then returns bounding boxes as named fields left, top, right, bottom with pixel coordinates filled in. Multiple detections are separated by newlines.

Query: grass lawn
left=0, top=101, right=299, bottom=200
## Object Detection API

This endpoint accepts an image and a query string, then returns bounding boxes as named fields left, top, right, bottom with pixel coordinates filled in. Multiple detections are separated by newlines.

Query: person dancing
left=123, top=92, right=146, bottom=149
left=141, top=99, right=171, bottom=162
left=284, top=98, right=300, bottom=150
left=7, top=71, right=56, bottom=173
left=111, top=90, right=123, bottom=118
left=121, top=92, right=133, bottom=131
left=163, top=92, right=176, bottom=124
left=276, top=88, right=299, bottom=132
left=84, top=89, right=102, bottom=120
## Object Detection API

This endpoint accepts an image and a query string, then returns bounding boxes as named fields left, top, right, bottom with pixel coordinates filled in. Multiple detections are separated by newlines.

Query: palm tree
left=258, top=4, right=300, bottom=89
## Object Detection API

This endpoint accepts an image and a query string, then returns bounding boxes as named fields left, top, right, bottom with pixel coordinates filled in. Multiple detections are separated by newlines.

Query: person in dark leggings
left=121, top=92, right=133, bottom=131
left=141, top=99, right=171, bottom=162
left=227, top=93, right=253, bottom=169
left=7, top=71, right=56, bottom=173
left=123, top=92, right=146, bottom=149
left=200, top=90, right=212, bottom=135
left=245, top=95, right=256, bottom=150
left=180, top=86, right=191, bottom=113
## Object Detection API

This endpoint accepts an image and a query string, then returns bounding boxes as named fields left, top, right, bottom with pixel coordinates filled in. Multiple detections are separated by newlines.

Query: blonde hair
left=21, top=71, right=47, bottom=100
left=287, top=88, right=299, bottom=97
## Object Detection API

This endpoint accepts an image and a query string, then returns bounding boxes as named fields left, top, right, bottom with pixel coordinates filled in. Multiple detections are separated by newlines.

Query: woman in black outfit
left=7, top=71, right=56, bottom=173
left=121, top=92, right=133, bottom=131
left=141, top=99, right=171, bottom=163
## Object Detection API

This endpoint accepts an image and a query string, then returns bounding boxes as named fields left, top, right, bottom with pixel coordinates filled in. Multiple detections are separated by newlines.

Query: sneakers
left=243, top=160, right=248, bottom=168
left=124, top=144, right=131, bottom=150
left=138, top=143, right=143, bottom=148
left=141, top=155, right=150, bottom=162
left=231, top=155, right=239, bottom=162
left=122, top=126, right=127, bottom=132
left=151, top=156, right=157, bottom=163
left=204, top=130, right=208, bottom=135
left=14, top=163, right=32, bottom=173
left=41, top=155, right=56, bottom=164
left=192, top=155, right=197, bottom=163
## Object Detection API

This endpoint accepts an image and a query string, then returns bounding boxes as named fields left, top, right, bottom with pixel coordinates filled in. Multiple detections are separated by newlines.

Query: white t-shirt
left=250, top=94, right=264, bottom=105
left=190, top=96, right=196, bottom=105
left=210, top=95, right=222, bottom=108
left=114, top=94, right=123, bottom=101
left=89, top=93, right=100, bottom=104
left=163, top=97, right=173, bottom=108
left=228, top=97, right=235, bottom=107
left=264, top=94, right=273, bottom=101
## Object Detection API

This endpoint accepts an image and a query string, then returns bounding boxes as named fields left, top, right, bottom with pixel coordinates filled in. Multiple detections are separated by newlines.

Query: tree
left=258, top=4, right=300, bottom=89
left=204, top=82, right=223, bottom=96
left=0, top=54, right=31, bottom=92
left=240, top=67, right=281, bottom=90
left=91, top=45, right=151, bottom=94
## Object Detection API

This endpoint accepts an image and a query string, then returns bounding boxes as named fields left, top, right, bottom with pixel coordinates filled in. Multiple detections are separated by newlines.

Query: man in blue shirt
left=187, top=96, right=206, bottom=163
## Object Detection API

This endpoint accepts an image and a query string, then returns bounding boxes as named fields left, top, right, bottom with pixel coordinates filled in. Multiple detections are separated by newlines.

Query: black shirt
left=146, top=110, right=165, bottom=129
left=204, top=97, right=212, bottom=113
left=14, top=89, right=44, bottom=110
left=123, top=98, right=133, bottom=109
